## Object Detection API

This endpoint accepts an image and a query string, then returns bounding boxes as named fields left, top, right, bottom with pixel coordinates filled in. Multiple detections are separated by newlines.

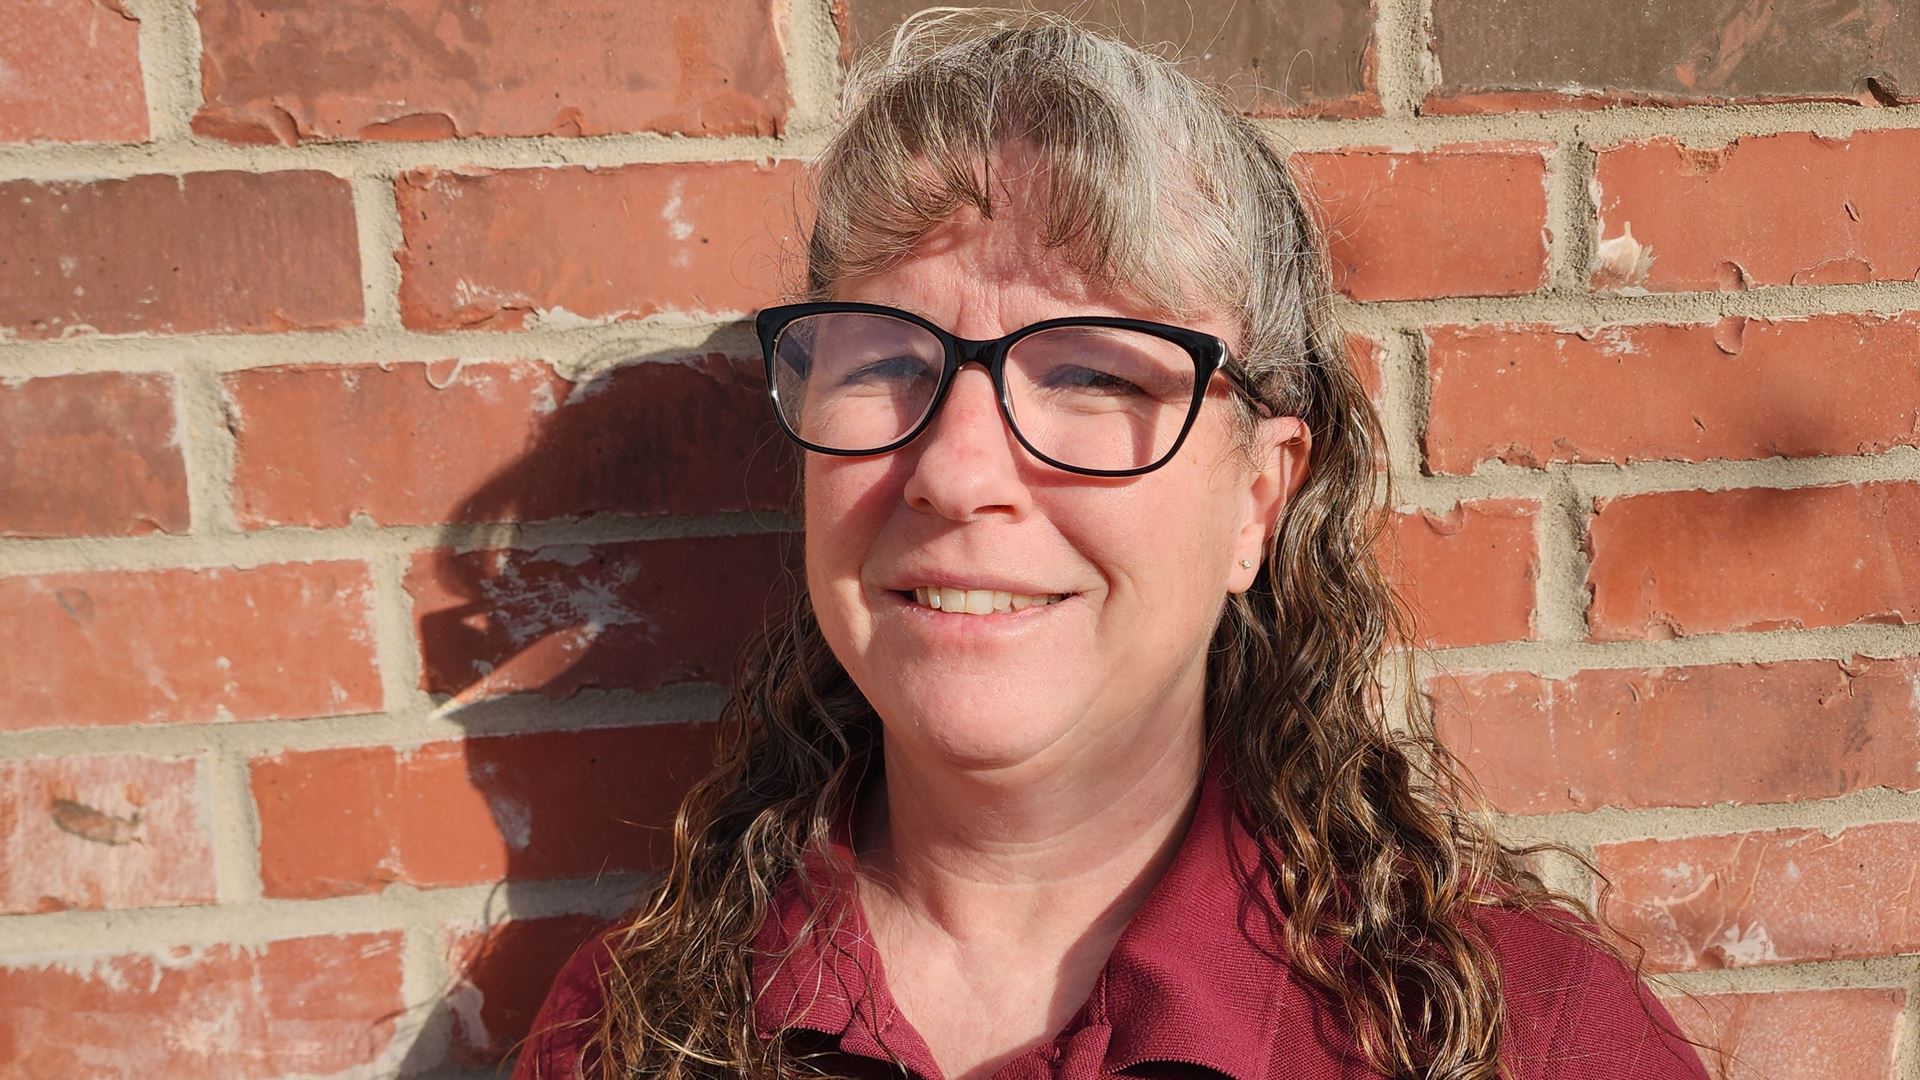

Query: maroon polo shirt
left=514, top=764, right=1708, bottom=1080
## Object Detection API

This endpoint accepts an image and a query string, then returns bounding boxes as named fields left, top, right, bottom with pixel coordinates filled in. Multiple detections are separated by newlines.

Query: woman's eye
left=1040, top=364, right=1146, bottom=396
left=839, top=355, right=933, bottom=385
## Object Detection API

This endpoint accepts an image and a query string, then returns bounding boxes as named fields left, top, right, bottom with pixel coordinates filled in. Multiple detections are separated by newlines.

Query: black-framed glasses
left=755, top=301, right=1254, bottom=477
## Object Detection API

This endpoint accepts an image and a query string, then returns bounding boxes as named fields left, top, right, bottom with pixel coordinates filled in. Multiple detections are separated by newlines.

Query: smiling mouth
left=905, top=587, right=1069, bottom=614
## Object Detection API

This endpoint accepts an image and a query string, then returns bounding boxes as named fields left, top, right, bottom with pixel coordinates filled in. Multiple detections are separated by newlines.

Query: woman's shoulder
left=1472, top=904, right=1709, bottom=1080
left=510, top=923, right=621, bottom=1080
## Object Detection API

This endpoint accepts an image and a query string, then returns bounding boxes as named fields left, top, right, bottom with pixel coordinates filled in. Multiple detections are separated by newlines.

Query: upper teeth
left=912, top=587, right=1065, bottom=614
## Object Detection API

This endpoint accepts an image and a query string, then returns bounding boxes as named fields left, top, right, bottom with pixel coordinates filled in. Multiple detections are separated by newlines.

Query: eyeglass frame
left=755, top=300, right=1265, bottom=478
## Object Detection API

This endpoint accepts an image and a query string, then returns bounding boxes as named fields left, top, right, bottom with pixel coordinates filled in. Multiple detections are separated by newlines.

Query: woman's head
left=788, top=10, right=1370, bottom=775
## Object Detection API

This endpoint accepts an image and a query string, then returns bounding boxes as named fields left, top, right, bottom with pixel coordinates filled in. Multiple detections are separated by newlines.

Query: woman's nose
left=901, top=366, right=1034, bottom=521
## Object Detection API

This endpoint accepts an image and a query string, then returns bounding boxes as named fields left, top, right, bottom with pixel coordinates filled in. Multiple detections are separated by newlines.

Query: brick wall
left=1, top=1, right=1915, bottom=1076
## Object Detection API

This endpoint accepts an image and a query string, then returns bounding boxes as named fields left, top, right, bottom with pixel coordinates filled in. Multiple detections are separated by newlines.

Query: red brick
left=0, top=753, right=215, bottom=914
left=395, top=162, right=802, bottom=330
left=0, top=932, right=403, bottom=1078
left=193, top=0, right=788, bottom=145
left=1386, top=500, right=1538, bottom=648
left=251, top=725, right=716, bottom=898
left=1667, top=988, right=1906, bottom=1080
left=1424, top=316, right=1920, bottom=473
left=446, top=914, right=608, bottom=1064
left=1592, top=131, right=1920, bottom=292
left=1585, top=482, right=1920, bottom=640
left=226, top=355, right=792, bottom=528
left=1599, top=822, right=1920, bottom=970
left=1427, top=0, right=1920, bottom=114
left=1429, top=656, right=1920, bottom=814
left=0, top=371, right=188, bottom=538
left=1293, top=145, right=1551, bottom=301
left=408, top=535, right=789, bottom=700
left=0, top=562, right=382, bottom=730
left=0, top=171, right=361, bottom=338
left=1347, top=333, right=1386, bottom=404
left=836, top=0, right=1380, bottom=118
left=0, top=0, right=147, bottom=143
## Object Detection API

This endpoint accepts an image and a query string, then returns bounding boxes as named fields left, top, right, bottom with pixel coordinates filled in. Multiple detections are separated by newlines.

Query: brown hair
left=576, top=11, right=1630, bottom=1078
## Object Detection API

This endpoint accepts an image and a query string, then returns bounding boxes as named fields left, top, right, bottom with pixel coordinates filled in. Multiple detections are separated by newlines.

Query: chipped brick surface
left=394, top=161, right=803, bottom=330
left=1669, top=988, right=1906, bottom=1080
left=1592, top=131, right=1920, bottom=292
left=1386, top=500, right=1538, bottom=648
left=0, top=932, right=404, bottom=1078
left=837, top=0, right=1379, bottom=117
left=226, top=355, right=792, bottom=528
left=1422, top=315, right=1920, bottom=473
left=194, top=0, right=789, bottom=144
left=1429, top=657, right=1920, bottom=813
left=0, top=171, right=362, bottom=338
left=251, top=726, right=715, bottom=898
left=446, top=914, right=609, bottom=1064
left=0, top=753, right=215, bottom=914
left=1585, top=482, right=1920, bottom=640
left=1428, top=0, right=1920, bottom=112
left=0, top=0, right=148, bottom=143
left=408, top=535, right=790, bottom=701
left=0, top=562, right=382, bottom=730
left=1599, top=823, right=1920, bottom=970
left=0, top=371, right=189, bottom=538
left=1293, top=146, right=1552, bottom=301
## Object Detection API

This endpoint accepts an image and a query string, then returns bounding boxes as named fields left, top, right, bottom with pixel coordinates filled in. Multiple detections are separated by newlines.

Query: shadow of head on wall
left=394, top=326, right=800, bottom=1074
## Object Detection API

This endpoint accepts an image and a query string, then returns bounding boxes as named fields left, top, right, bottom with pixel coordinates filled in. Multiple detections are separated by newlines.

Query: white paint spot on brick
left=1708, top=921, right=1779, bottom=965
left=485, top=792, right=532, bottom=852
left=446, top=980, right=489, bottom=1050
left=529, top=305, right=618, bottom=331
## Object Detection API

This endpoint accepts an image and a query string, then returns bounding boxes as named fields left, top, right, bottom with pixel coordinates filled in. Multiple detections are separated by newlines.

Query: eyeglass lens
left=770, top=311, right=1200, bottom=473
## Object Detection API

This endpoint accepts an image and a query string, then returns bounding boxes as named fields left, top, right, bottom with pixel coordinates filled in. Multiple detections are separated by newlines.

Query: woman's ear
left=1228, top=415, right=1312, bottom=593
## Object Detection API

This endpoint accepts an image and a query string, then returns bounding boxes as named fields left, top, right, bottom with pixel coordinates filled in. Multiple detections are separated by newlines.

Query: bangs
left=803, top=15, right=1251, bottom=321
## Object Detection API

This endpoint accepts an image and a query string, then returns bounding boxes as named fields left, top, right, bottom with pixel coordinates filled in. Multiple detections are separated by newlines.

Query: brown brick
left=394, top=162, right=802, bottom=330
left=0, top=171, right=361, bottom=338
left=0, top=371, right=189, bottom=538
left=251, top=726, right=716, bottom=898
left=1591, top=131, right=1920, bottom=293
left=1599, top=823, right=1920, bottom=970
left=1293, top=145, right=1551, bottom=301
left=836, top=0, right=1379, bottom=117
left=446, top=914, right=609, bottom=1064
left=226, top=355, right=793, bottom=528
left=1429, top=657, right=1920, bottom=814
left=1667, top=988, right=1906, bottom=1080
left=0, top=562, right=382, bottom=730
left=0, top=0, right=148, bottom=143
left=1386, top=499, right=1538, bottom=648
left=0, top=753, right=215, bottom=914
left=1423, top=315, right=1920, bottom=473
left=408, top=535, right=790, bottom=700
left=1428, top=0, right=1920, bottom=113
left=1585, top=482, right=1920, bottom=640
left=193, top=0, right=789, bottom=144
left=0, top=932, right=403, bottom=1078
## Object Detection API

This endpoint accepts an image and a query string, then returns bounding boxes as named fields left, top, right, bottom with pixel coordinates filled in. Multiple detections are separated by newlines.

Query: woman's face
left=804, top=182, right=1309, bottom=778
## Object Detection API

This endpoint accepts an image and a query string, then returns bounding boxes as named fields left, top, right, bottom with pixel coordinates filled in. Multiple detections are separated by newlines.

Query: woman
left=516, top=12, right=1709, bottom=1080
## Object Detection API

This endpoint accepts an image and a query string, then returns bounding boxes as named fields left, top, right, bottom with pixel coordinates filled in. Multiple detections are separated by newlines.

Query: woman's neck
left=855, top=717, right=1207, bottom=948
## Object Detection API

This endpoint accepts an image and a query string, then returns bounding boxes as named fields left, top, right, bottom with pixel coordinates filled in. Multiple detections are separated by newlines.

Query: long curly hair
left=578, top=12, right=1611, bottom=1078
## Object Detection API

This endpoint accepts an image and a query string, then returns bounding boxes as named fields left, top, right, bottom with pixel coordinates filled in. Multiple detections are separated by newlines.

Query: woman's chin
left=876, top=705, right=1076, bottom=777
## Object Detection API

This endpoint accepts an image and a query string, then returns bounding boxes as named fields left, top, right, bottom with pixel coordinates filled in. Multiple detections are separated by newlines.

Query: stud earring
left=1239, top=559, right=1255, bottom=569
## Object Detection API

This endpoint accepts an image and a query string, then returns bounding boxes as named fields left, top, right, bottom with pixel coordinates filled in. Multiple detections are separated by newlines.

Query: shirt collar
left=748, top=757, right=1334, bottom=1080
